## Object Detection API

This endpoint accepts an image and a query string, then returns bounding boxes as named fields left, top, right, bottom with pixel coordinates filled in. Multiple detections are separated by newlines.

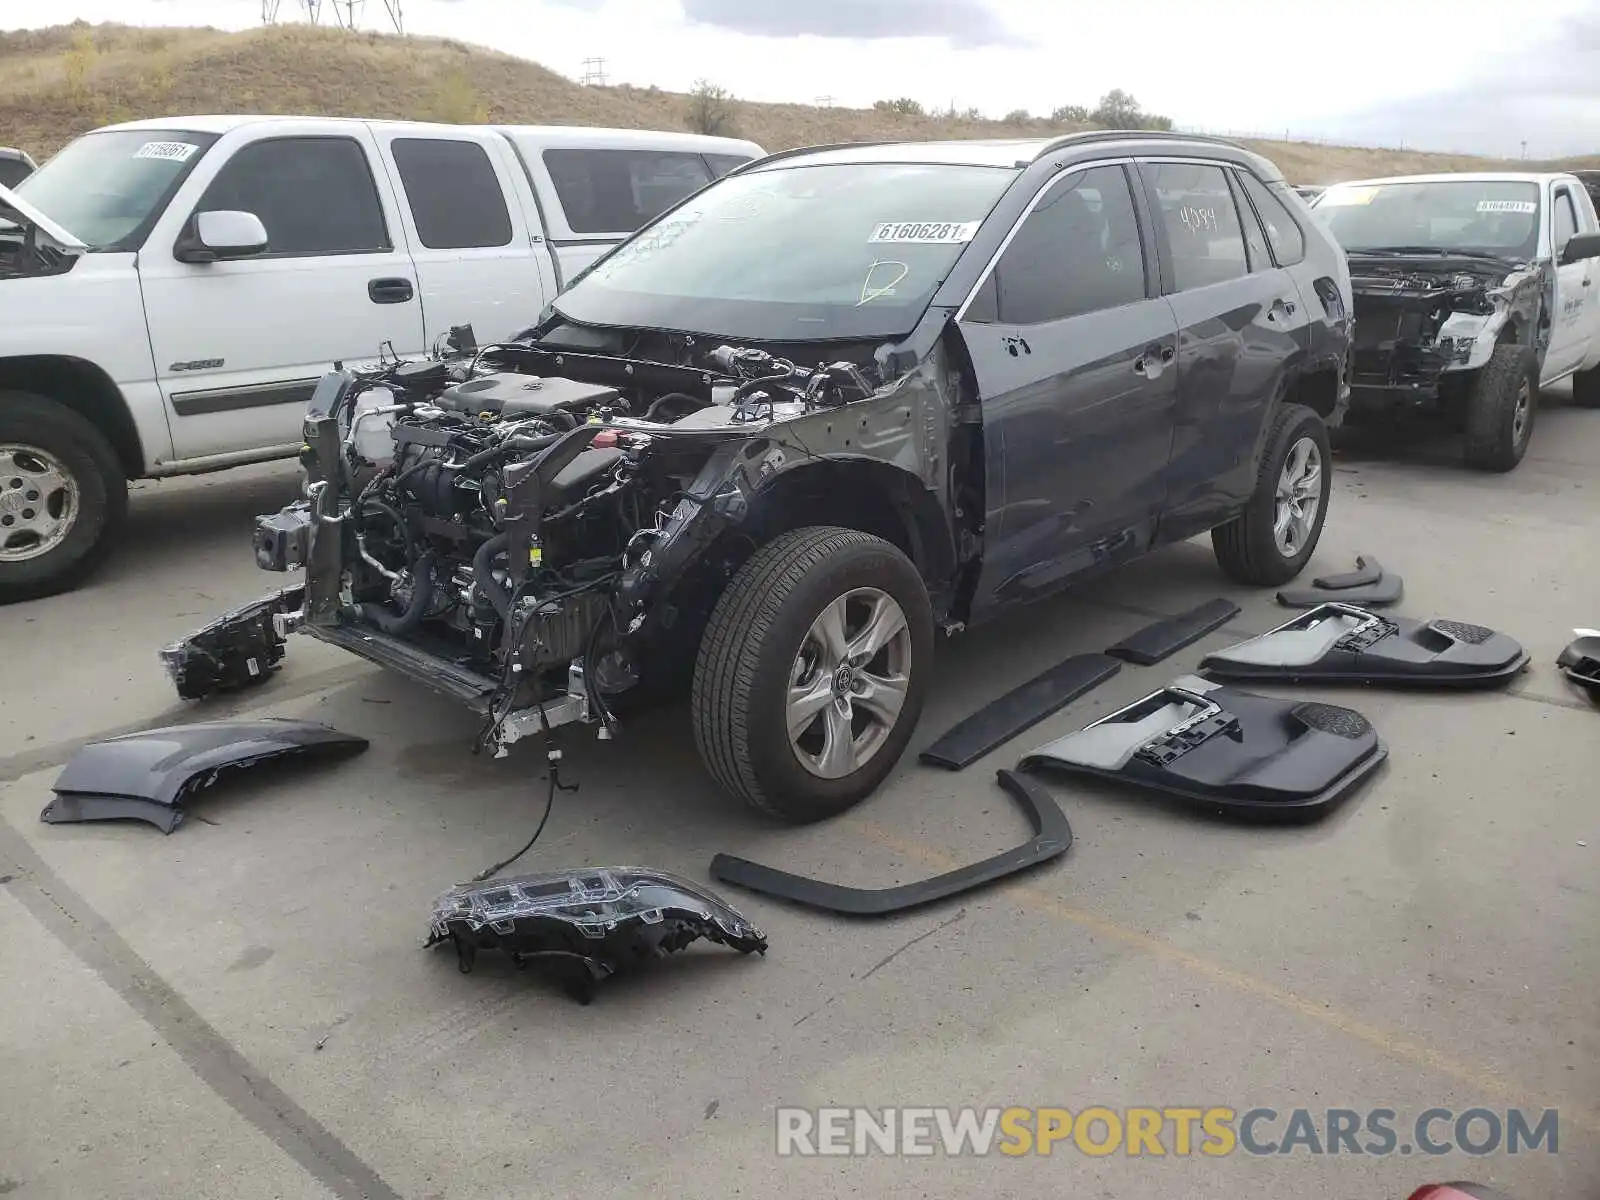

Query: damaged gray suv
left=167, top=131, right=1353, bottom=822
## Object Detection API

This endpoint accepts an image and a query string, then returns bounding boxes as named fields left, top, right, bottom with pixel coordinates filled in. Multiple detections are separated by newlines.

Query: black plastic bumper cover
left=1556, top=629, right=1600, bottom=692
left=425, top=867, right=768, bottom=1002
left=709, top=769, right=1071, bottom=917
left=1198, top=603, right=1528, bottom=689
left=1018, top=675, right=1386, bottom=820
left=41, top=718, right=370, bottom=834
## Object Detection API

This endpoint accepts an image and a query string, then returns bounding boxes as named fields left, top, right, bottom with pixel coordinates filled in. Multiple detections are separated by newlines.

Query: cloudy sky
left=3, top=0, right=1598, bottom=158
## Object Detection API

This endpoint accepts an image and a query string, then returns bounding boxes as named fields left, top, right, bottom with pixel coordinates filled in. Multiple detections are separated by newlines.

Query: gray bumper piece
left=41, top=718, right=370, bottom=834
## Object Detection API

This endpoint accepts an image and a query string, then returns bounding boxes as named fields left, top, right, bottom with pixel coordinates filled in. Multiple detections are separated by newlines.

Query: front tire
left=692, top=526, right=934, bottom=823
left=0, top=391, right=128, bottom=605
left=1212, top=402, right=1332, bottom=587
left=1463, top=345, right=1538, bottom=471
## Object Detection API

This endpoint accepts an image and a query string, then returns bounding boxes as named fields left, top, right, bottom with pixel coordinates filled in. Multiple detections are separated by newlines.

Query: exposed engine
left=252, top=326, right=884, bottom=731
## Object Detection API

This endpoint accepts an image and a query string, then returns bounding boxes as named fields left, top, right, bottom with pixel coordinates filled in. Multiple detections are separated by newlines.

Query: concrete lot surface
left=2, top=395, right=1597, bottom=1199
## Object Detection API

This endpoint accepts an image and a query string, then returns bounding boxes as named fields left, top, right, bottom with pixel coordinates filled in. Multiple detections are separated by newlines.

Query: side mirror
left=1559, top=230, right=1600, bottom=266
left=176, top=209, right=269, bottom=263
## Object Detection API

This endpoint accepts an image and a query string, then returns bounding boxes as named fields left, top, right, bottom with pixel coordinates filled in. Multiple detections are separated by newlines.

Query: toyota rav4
left=167, top=131, right=1354, bottom=822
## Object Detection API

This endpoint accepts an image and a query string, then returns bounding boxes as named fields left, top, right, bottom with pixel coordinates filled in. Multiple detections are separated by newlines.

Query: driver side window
left=1554, top=190, right=1579, bottom=252
left=965, top=164, right=1149, bottom=326
left=194, top=136, right=392, bottom=258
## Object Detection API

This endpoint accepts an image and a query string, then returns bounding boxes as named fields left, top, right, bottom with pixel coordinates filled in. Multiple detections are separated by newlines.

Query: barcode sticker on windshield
left=1476, top=200, right=1536, bottom=214
left=870, top=221, right=979, bottom=244
left=133, top=141, right=198, bottom=162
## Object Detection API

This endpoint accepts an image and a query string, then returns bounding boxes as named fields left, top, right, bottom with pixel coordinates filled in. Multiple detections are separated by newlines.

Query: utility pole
left=261, top=0, right=283, bottom=23
left=329, top=0, right=362, bottom=29
left=1521, top=140, right=1528, bottom=160
left=580, top=57, right=609, bottom=86
left=379, top=0, right=404, bottom=33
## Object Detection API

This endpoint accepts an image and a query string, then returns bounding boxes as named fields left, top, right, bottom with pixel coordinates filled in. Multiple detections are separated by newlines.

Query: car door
left=370, top=130, right=550, bottom=348
left=958, top=161, right=1180, bottom=614
left=1133, top=159, right=1309, bottom=542
left=1543, top=182, right=1594, bottom=382
left=139, top=129, right=424, bottom=462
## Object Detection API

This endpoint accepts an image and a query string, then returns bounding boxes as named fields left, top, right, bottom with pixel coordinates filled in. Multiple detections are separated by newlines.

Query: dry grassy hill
left=2, top=21, right=1593, bottom=183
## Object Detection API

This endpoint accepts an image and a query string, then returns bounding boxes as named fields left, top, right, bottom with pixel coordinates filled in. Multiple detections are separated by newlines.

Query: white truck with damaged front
left=0, top=115, right=764, bottom=602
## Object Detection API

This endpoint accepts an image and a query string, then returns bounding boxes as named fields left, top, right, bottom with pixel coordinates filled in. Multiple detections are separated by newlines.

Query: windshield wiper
left=1353, top=245, right=1513, bottom=260
left=1349, top=246, right=1449, bottom=256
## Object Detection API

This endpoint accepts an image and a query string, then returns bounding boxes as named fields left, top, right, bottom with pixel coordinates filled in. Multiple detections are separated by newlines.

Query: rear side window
left=1146, top=162, right=1249, bottom=291
left=391, top=137, right=514, bottom=250
left=965, top=164, right=1147, bottom=326
left=197, top=136, right=390, bottom=257
left=1228, top=172, right=1272, bottom=272
left=1235, top=170, right=1307, bottom=266
left=1554, top=189, right=1579, bottom=250
left=705, top=153, right=755, bottom=178
left=542, top=148, right=714, bottom=234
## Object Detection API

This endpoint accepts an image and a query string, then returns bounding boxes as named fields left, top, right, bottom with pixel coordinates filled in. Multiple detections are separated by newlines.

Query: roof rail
left=740, top=139, right=902, bottom=170
left=1031, top=128, right=1248, bottom=160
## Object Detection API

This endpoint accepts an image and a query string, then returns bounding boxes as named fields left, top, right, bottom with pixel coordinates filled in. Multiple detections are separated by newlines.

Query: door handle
left=1133, top=343, right=1175, bottom=377
left=368, top=277, right=414, bottom=304
left=1266, top=297, right=1297, bottom=322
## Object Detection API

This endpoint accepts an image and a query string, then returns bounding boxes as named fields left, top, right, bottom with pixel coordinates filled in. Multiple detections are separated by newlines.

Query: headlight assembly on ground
left=773, top=1106, right=1560, bottom=1158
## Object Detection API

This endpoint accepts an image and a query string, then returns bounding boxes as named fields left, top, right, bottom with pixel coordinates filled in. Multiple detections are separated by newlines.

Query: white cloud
left=1, top=0, right=1596, bottom=157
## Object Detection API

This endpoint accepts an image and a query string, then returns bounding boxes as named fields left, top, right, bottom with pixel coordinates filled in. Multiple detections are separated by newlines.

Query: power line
left=580, top=56, right=609, bottom=86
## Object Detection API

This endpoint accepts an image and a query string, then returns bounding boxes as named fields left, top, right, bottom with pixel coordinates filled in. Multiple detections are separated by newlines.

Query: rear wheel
left=0, top=392, right=128, bottom=605
left=1570, top=362, right=1600, bottom=409
left=692, top=526, right=933, bottom=823
left=1463, top=345, right=1538, bottom=471
left=1212, top=402, right=1331, bottom=587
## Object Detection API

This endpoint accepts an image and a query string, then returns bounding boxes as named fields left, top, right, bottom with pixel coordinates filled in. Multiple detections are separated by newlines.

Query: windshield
left=1313, top=179, right=1541, bottom=260
left=13, top=129, right=218, bottom=250
left=551, top=161, right=1020, bottom=342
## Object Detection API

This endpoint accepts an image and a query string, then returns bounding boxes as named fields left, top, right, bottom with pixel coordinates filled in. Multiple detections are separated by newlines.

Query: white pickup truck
left=1310, top=171, right=1600, bottom=471
left=0, top=115, right=764, bottom=601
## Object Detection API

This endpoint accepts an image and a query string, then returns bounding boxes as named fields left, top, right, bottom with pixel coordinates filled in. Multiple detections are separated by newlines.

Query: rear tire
left=1463, top=345, right=1538, bottom=471
left=0, top=391, right=128, bottom=605
left=692, top=526, right=933, bottom=823
left=1570, top=362, right=1600, bottom=409
left=1212, top=402, right=1332, bottom=587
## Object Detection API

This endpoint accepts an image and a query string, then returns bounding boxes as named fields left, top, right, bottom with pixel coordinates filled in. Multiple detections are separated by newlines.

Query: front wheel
left=1212, top=402, right=1332, bottom=587
left=692, top=526, right=934, bottom=823
left=1463, top=345, right=1538, bottom=471
left=0, top=391, right=128, bottom=605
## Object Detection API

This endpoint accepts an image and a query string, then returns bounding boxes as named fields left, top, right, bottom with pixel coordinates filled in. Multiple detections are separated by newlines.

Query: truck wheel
left=1212, top=402, right=1331, bottom=587
left=1463, top=345, right=1538, bottom=471
left=1570, top=363, right=1600, bottom=409
left=0, top=392, right=128, bottom=605
left=692, top=526, right=933, bottom=823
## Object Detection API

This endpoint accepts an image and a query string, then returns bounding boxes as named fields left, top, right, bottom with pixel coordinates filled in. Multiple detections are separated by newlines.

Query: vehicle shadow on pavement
left=110, top=465, right=303, bottom=584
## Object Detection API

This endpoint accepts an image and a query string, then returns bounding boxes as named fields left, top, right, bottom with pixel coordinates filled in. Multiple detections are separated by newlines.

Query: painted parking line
left=844, top=814, right=1600, bottom=1136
